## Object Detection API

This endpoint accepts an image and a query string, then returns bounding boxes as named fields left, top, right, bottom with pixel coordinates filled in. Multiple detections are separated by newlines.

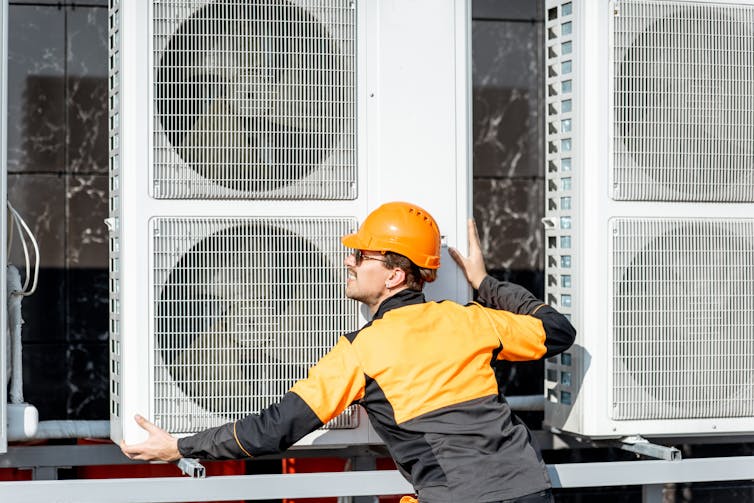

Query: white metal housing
left=109, top=0, right=471, bottom=445
left=544, top=0, right=754, bottom=438
left=0, top=0, right=7, bottom=455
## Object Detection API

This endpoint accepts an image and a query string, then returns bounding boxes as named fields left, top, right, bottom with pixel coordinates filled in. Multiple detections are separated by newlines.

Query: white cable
left=7, top=201, right=40, bottom=296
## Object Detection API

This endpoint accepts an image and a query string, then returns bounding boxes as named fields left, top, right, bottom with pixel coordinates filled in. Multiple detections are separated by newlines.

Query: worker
left=121, top=201, right=575, bottom=503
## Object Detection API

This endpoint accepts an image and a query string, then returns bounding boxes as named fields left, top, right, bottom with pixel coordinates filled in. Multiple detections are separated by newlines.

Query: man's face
left=344, top=250, right=391, bottom=310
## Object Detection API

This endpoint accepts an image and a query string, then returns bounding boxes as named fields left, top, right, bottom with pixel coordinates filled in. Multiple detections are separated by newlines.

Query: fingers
left=134, top=414, right=160, bottom=434
left=119, top=440, right=132, bottom=459
left=120, top=439, right=145, bottom=461
left=467, top=219, right=481, bottom=254
left=119, top=414, right=182, bottom=462
left=448, top=246, right=465, bottom=268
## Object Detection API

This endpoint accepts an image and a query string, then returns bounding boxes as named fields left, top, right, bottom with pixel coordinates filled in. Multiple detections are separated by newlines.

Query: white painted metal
left=110, top=0, right=471, bottom=445
left=543, top=0, right=754, bottom=438
left=0, top=0, right=7, bottom=456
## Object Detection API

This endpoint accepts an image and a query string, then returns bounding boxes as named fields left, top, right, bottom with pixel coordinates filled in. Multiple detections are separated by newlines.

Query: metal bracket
left=177, top=458, right=206, bottom=478
left=620, top=436, right=681, bottom=461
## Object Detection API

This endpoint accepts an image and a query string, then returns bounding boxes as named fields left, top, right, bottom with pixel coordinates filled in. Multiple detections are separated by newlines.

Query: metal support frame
left=619, top=435, right=682, bottom=461
left=176, top=458, right=205, bottom=479
left=3, top=446, right=754, bottom=502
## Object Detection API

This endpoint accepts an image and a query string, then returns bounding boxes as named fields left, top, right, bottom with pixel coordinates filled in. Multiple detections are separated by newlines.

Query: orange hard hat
left=341, top=201, right=441, bottom=269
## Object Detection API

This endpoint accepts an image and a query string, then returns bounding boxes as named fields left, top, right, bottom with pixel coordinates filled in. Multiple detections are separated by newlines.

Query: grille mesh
left=152, top=217, right=358, bottom=433
left=613, top=1, right=754, bottom=201
left=152, top=0, right=357, bottom=199
left=612, top=218, right=754, bottom=420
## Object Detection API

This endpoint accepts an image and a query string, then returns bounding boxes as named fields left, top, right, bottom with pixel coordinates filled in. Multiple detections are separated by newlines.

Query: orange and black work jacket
left=178, top=275, right=576, bottom=502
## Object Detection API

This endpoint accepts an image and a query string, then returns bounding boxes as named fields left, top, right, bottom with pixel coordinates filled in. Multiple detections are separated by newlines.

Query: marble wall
left=8, top=0, right=109, bottom=420
left=471, top=1, right=548, bottom=408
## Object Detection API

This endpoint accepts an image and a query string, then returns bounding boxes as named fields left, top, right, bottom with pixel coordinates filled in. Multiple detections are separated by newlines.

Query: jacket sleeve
left=475, top=275, right=576, bottom=359
left=177, top=336, right=365, bottom=460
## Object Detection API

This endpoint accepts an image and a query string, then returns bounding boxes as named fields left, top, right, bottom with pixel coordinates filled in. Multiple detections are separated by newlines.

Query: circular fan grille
left=613, top=222, right=754, bottom=419
left=155, top=0, right=347, bottom=193
left=614, top=4, right=754, bottom=200
left=155, top=223, right=348, bottom=416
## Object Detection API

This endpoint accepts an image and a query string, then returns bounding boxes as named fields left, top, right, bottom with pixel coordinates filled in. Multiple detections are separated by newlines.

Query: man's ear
left=386, top=267, right=407, bottom=289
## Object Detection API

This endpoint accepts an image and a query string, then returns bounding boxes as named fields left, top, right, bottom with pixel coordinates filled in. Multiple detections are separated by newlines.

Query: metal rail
left=2, top=446, right=754, bottom=502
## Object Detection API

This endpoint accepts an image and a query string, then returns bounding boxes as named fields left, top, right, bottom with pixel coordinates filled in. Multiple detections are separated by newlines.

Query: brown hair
left=383, top=252, right=438, bottom=291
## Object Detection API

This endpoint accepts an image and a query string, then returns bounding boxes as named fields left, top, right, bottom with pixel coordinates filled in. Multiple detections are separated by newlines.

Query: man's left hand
left=119, top=414, right=181, bottom=462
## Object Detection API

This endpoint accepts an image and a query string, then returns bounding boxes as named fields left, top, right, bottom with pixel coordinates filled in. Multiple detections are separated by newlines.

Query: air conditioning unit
left=108, top=0, right=471, bottom=446
left=544, top=0, right=754, bottom=438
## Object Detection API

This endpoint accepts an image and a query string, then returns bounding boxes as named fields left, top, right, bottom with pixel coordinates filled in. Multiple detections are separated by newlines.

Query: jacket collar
left=373, top=289, right=426, bottom=320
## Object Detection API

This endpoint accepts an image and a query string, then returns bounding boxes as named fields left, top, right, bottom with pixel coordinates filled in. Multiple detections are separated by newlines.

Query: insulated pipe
left=33, top=420, right=111, bottom=439
left=7, top=265, right=23, bottom=404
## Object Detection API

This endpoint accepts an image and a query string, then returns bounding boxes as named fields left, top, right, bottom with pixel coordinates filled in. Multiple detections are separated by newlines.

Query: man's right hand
left=449, top=218, right=487, bottom=290
left=119, top=414, right=181, bottom=462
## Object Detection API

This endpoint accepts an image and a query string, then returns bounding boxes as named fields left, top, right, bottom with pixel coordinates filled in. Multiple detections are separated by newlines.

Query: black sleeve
left=177, top=391, right=323, bottom=460
left=476, top=274, right=576, bottom=358
left=476, top=275, right=544, bottom=314
left=530, top=304, right=576, bottom=358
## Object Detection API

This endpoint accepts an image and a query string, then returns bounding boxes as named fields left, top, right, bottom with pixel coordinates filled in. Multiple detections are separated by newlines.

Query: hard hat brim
left=341, top=233, right=366, bottom=250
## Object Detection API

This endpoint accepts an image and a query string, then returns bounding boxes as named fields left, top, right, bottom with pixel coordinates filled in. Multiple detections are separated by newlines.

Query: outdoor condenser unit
left=544, top=0, right=754, bottom=438
left=108, top=0, right=471, bottom=445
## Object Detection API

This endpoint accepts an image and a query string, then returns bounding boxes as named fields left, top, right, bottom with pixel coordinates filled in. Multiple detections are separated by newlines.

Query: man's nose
left=344, top=253, right=357, bottom=267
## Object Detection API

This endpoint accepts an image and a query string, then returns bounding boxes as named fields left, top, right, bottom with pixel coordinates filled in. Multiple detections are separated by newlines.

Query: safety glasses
left=353, top=249, right=387, bottom=265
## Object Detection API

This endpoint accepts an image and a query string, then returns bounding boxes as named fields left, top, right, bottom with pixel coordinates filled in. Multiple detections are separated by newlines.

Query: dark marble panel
left=472, top=20, right=543, bottom=179
left=67, top=341, right=109, bottom=420
left=473, top=177, right=544, bottom=276
left=67, top=6, right=109, bottom=174
left=8, top=4, right=66, bottom=174
left=66, top=174, right=108, bottom=268
left=67, top=268, right=109, bottom=344
left=14, top=267, right=66, bottom=345
left=472, top=0, right=543, bottom=21
left=8, top=175, right=67, bottom=344
left=21, top=342, right=69, bottom=420
left=7, top=173, right=66, bottom=269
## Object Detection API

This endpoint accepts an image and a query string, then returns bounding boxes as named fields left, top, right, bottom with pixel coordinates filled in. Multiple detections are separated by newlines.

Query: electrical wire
left=6, top=201, right=40, bottom=296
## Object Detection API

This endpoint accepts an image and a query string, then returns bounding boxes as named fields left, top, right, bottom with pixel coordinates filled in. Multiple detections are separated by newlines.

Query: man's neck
left=369, top=286, right=411, bottom=316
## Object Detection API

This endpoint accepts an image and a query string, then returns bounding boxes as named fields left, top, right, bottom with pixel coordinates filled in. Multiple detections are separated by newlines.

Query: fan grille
left=152, top=0, right=357, bottom=199
left=613, top=0, right=754, bottom=202
left=152, top=217, right=358, bottom=433
left=612, top=218, right=754, bottom=420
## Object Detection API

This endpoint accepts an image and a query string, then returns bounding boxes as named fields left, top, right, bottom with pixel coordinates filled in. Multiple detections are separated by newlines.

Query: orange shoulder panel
left=290, top=336, right=366, bottom=424
left=470, top=303, right=548, bottom=361
left=351, top=302, right=502, bottom=424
